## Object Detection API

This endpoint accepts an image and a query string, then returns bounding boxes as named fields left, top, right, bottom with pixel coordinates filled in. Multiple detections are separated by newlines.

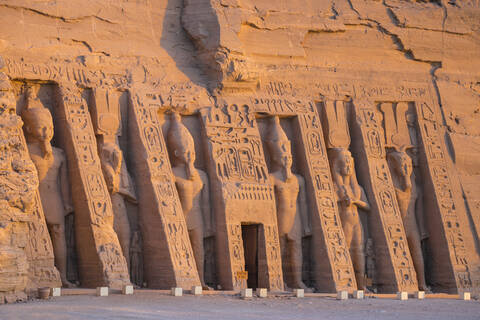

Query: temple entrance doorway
left=242, top=224, right=259, bottom=289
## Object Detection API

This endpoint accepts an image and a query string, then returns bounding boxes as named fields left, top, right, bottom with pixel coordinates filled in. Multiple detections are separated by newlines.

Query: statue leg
left=351, top=223, right=366, bottom=290
left=48, top=223, right=74, bottom=288
left=111, top=193, right=131, bottom=270
left=288, top=236, right=308, bottom=290
left=279, top=234, right=290, bottom=289
left=406, top=218, right=427, bottom=290
left=188, top=228, right=207, bottom=288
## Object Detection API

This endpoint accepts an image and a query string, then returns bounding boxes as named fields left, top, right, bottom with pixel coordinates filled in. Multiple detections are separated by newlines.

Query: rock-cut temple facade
left=0, top=0, right=480, bottom=303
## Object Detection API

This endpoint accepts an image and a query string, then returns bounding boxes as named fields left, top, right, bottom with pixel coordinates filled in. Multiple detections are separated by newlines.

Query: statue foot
left=62, top=279, right=77, bottom=288
left=297, top=282, right=313, bottom=293
left=419, top=285, right=431, bottom=293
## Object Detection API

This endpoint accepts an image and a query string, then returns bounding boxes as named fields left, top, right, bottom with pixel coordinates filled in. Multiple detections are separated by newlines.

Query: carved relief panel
left=200, top=101, right=283, bottom=291
left=414, top=100, right=480, bottom=292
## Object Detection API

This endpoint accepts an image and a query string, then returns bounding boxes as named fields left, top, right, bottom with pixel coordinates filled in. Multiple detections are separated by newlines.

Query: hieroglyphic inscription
left=56, top=84, right=129, bottom=288
left=352, top=103, right=418, bottom=292
left=4, top=58, right=128, bottom=88
left=128, top=90, right=200, bottom=289
left=297, top=102, right=356, bottom=292
left=415, top=101, right=476, bottom=290
left=201, top=102, right=283, bottom=291
left=25, top=193, right=62, bottom=290
left=202, top=103, right=270, bottom=192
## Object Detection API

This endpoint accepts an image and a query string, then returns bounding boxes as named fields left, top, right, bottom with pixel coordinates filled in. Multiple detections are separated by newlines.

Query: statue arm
left=112, top=146, right=123, bottom=175
left=200, top=170, right=214, bottom=237
left=414, top=183, right=429, bottom=239
left=296, top=175, right=311, bottom=236
left=58, top=150, right=74, bottom=215
left=101, top=160, right=119, bottom=194
left=354, top=186, right=370, bottom=211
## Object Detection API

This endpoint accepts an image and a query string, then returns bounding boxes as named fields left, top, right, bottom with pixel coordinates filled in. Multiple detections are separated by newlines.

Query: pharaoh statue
left=167, top=112, right=212, bottom=289
left=266, top=116, right=311, bottom=291
left=386, top=148, right=427, bottom=290
left=22, top=97, right=74, bottom=288
left=328, top=148, right=370, bottom=289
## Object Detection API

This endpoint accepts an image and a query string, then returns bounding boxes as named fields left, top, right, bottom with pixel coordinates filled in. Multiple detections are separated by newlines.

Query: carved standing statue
left=387, top=149, right=428, bottom=290
left=329, top=148, right=370, bottom=289
left=99, top=141, right=132, bottom=270
left=167, top=113, right=212, bottom=289
left=91, top=89, right=137, bottom=277
left=266, top=116, right=311, bottom=291
left=22, top=99, right=75, bottom=288
left=381, top=102, right=428, bottom=290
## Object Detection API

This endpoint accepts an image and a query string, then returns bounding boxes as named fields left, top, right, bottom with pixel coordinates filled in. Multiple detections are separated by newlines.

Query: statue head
left=167, top=113, right=196, bottom=174
left=21, top=102, right=54, bottom=144
left=266, top=116, right=293, bottom=172
left=387, top=149, right=413, bottom=190
left=329, top=148, right=354, bottom=177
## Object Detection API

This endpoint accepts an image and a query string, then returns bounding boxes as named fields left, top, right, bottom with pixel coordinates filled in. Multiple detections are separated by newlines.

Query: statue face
left=391, top=151, right=413, bottom=179
left=27, top=113, right=54, bottom=143
left=175, top=144, right=196, bottom=166
left=339, top=150, right=354, bottom=177
left=273, top=140, right=293, bottom=171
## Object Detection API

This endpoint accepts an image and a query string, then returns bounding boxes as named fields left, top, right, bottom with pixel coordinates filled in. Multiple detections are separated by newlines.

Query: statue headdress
left=266, top=116, right=290, bottom=154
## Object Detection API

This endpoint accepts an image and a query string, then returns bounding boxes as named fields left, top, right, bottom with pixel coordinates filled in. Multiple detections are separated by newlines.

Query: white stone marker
left=459, top=292, right=471, bottom=301
left=241, top=288, right=253, bottom=299
left=336, top=291, right=348, bottom=300
left=396, top=292, right=408, bottom=300
left=171, top=287, right=183, bottom=296
left=353, top=290, right=364, bottom=299
left=294, top=289, right=304, bottom=298
left=96, top=287, right=109, bottom=297
left=192, top=286, right=203, bottom=296
left=122, top=285, right=134, bottom=295
left=256, top=288, right=267, bottom=298
left=414, top=291, right=425, bottom=300
left=51, top=288, right=61, bottom=297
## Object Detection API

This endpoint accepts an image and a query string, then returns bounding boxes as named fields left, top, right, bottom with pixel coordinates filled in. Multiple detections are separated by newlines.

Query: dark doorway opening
left=242, top=224, right=259, bottom=289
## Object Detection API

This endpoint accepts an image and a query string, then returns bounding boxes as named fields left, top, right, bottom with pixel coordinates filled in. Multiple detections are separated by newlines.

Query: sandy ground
left=1, top=292, right=479, bottom=320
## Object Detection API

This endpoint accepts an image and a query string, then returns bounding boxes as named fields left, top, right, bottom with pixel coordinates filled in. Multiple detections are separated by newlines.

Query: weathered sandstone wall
left=0, top=0, right=479, bottom=301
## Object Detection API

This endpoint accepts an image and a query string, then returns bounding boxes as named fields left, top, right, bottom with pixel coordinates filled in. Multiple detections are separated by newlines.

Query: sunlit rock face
left=0, top=0, right=479, bottom=302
